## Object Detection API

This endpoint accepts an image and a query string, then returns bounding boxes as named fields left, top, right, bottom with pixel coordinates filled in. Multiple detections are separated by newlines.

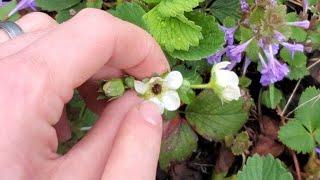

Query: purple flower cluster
left=259, top=46, right=289, bottom=86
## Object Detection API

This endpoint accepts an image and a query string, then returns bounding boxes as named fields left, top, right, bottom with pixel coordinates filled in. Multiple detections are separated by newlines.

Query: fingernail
left=139, top=101, right=162, bottom=126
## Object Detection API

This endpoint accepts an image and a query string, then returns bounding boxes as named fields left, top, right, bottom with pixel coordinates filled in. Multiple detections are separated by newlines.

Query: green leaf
left=159, top=119, right=198, bottom=170
left=210, top=0, right=241, bottom=22
left=156, top=0, right=203, bottom=17
left=239, top=76, right=252, bottom=88
left=186, top=90, right=248, bottom=141
left=36, top=0, right=82, bottom=11
left=278, top=120, right=315, bottom=153
left=249, top=6, right=265, bottom=25
left=261, top=86, right=284, bottom=109
left=111, top=2, right=147, bottom=29
left=237, top=154, right=293, bottom=180
left=170, top=12, right=225, bottom=61
left=177, top=80, right=196, bottom=105
left=55, top=2, right=85, bottom=23
left=240, top=26, right=259, bottom=61
left=86, top=0, right=103, bottom=8
left=290, top=27, right=307, bottom=42
left=142, top=0, right=161, bottom=4
left=231, top=131, right=251, bottom=155
left=173, top=65, right=202, bottom=84
left=143, top=9, right=202, bottom=52
left=280, top=49, right=308, bottom=80
left=0, top=0, right=20, bottom=21
left=279, top=87, right=320, bottom=153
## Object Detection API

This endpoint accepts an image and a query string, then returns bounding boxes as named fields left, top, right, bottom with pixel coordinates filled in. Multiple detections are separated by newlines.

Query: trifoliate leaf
left=170, top=12, right=225, bottom=61
left=186, top=90, right=248, bottom=141
left=143, top=9, right=202, bottom=52
left=279, top=87, right=320, bottom=153
left=36, top=0, right=81, bottom=11
left=159, top=119, right=198, bottom=170
left=210, top=0, right=241, bottom=22
left=261, top=86, right=284, bottom=109
left=86, top=0, right=103, bottom=9
left=0, top=0, right=20, bottom=21
left=156, top=0, right=203, bottom=17
left=110, top=2, right=147, bottom=29
left=55, top=2, right=85, bottom=23
left=237, top=154, right=293, bottom=180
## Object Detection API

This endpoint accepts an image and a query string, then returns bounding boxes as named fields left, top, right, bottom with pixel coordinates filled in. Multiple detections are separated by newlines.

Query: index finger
left=6, top=8, right=169, bottom=102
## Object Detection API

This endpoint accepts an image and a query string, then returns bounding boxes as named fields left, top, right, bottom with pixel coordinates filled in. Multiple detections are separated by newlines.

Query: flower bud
left=102, top=79, right=125, bottom=98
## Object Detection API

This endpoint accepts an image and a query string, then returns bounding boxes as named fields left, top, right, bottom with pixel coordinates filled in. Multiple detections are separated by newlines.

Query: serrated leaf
left=279, top=120, right=315, bottom=153
left=170, top=12, right=225, bottom=61
left=210, top=0, right=241, bottom=22
left=111, top=2, right=147, bottom=29
left=55, top=2, right=85, bottom=23
left=177, top=80, right=196, bottom=105
left=186, top=90, right=248, bottom=141
left=261, top=86, right=284, bottom=109
left=36, top=0, right=81, bottom=11
left=86, top=0, right=103, bottom=8
left=280, top=49, right=308, bottom=80
left=143, top=9, right=202, bottom=52
left=231, top=131, right=251, bottom=155
left=0, top=0, right=20, bottom=21
left=159, top=119, right=198, bottom=170
left=279, top=87, right=320, bottom=153
left=156, top=0, right=203, bottom=17
left=287, top=66, right=309, bottom=80
left=237, top=154, right=293, bottom=180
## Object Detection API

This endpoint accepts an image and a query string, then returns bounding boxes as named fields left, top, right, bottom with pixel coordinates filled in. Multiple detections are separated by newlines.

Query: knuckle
left=23, top=12, right=57, bottom=28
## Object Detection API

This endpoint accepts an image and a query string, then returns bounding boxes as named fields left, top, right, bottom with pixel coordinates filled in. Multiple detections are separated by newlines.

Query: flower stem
left=190, top=84, right=210, bottom=89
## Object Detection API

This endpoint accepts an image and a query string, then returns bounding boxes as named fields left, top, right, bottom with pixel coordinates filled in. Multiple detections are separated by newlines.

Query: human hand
left=0, top=9, right=169, bottom=180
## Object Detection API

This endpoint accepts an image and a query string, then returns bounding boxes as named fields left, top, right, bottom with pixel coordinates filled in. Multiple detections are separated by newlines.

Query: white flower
left=210, top=62, right=241, bottom=102
left=134, top=71, right=183, bottom=113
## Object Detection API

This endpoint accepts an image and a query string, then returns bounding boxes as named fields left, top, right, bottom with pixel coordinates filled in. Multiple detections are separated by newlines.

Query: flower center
left=152, top=83, right=162, bottom=95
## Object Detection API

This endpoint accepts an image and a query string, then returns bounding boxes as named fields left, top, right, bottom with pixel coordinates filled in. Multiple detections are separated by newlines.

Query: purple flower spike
left=259, top=46, right=289, bottom=86
left=240, top=0, right=250, bottom=13
left=207, top=48, right=226, bottom=65
left=227, top=38, right=253, bottom=63
left=8, top=0, right=36, bottom=17
left=281, top=42, right=304, bottom=58
left=287, top=20, right=310, bottom=29
left=220, top=26, right=237, bottom=45
left=259, top=39, right=279, bottom=55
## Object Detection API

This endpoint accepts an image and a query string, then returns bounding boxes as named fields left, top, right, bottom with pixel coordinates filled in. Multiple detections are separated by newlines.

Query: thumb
left=102, top=101, right=163, bottom=180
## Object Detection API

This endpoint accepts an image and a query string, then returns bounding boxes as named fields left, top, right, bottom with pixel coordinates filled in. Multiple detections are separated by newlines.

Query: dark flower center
left=152, top=83, right=162, bottom=95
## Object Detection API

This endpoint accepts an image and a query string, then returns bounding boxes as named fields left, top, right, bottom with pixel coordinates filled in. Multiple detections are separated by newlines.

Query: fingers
left=102, top=102, right=162, bottom=180
left=0, top=12, right=57, bottom=58
left=6, top=8, right=169, bottom=104
left=53, top=91, right=143, bottom=179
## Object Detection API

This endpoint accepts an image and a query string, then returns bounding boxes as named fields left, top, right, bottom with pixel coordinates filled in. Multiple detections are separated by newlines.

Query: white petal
left=221, top=85, right=241, bottom=101
left=164, top=71, right=183, bottom=90
left=215, top=70, right=239, bottom=87
left=149, top=97, right=165, bottom=114
left=213, top=61, right=231, bottom=71
left=161, top=90, right=181, bottom=111
left=134, top=80, right=149, bottom=94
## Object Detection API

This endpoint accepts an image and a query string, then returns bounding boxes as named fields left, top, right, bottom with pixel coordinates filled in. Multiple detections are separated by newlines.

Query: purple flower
left=303, top=0, right=308, bottom=13
left=281, top=42, right=304, bottom=58
left=274, top=31, right=286, bottom=43
left=207, top=48, right=226, bottom=64
left=220, top=26, right=237, bottom=45
left=8, top=0, right=36, bottom=17
left=259, top=46, right=289, bottom=86
left=287, top=20, right=310, bottom=29
left=316, top=147, right=320, bottom=155
left=227, top=38, right=253, bottom=63
left=240, top=0, right=250, bottom=13
left=258, top=39, right=279, bottom=55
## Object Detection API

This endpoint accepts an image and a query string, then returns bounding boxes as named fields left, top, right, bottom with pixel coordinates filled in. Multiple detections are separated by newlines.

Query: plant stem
left=281, top=79, right=301, bottom=117
left=190, top=84, right=210, bottom=89
left=290, top=149, right=302, bottom=180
